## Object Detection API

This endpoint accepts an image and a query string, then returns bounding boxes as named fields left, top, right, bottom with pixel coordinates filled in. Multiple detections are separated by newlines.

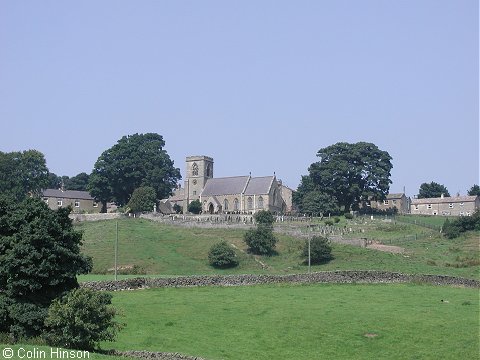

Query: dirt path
left=366, top=241, right=405, bottom=254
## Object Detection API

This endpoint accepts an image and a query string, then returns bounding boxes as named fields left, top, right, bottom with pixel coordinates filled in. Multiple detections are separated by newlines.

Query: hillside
left=76, top=217, right=479, bottom=280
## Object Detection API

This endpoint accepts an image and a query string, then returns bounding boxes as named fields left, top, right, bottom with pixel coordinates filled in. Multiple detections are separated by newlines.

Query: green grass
left=77, top=218, right=479, bottom=281
left=0, top=345, right=125, bottom=360
left=105, top=283, right=479, bottom=360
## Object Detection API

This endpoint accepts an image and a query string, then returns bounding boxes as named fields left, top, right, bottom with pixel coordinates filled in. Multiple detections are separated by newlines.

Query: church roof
left=201, top=176, right=250, bottom=196
left=244, top=176, right=274, bottom=195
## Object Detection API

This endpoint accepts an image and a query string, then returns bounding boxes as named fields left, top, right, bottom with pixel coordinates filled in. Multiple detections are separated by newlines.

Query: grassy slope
left=106, top=283, right=479, bottom=360
left=77, top=218, right=479, bottom=280
left=0, top=345, right=125, bottom=360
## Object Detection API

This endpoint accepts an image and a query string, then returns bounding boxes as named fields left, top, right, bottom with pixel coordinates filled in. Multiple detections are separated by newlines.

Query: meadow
left=76, top=217, right=479, bottom=281
left=105, top=283, right=479, bottom=360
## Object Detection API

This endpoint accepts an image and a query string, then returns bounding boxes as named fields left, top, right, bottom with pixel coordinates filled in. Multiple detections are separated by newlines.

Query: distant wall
left=69, top=213, right=122, bottom=222
left=81, top=271, right=480, bottom=291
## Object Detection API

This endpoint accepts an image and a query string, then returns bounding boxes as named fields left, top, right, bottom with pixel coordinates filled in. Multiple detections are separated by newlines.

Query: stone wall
left=69, top=213, right=123, bottom=222
left=81, top=271, right=480, bottom=291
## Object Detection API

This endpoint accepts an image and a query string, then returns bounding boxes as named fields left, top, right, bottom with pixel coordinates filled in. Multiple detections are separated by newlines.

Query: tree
left=418, top=182, right=450, bottom=199
left=208, top=241, right=238, bottom=268
left=467, top=184, right=480, bottom=196
left=127, top=186, right=157, bottom=213
left=188, top=199, right=202, bottom=214
left=44, top=288, right=123, bottom=351
left=88, top=133, right=181, bottom=210
left=0, top=196, right=92, bottom=338
left=0, top=150, right=49, bottom=200
left=65, top=172, right=90, bottom=191
left=302, top=236, right=333, bottom=264
left=244, top=210, right=278, bottom=255
left=299, top=142, right=393, bottom=212
left=301, top=191, right=339, bottom=216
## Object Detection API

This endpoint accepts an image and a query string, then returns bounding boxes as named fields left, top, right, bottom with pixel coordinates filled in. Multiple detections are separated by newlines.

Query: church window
left=258, top=196, right=264, bottom=209
left=206, top=164, right=212, bottom=177
left=224, top=199, right=229, bottom=211
left=272, top=189, right=277, bottom=205
left=247, top=197, right=253, bottom=210
left=234, top=198, right=239, bottom=211
left=192, top=163, right=199, bottom=176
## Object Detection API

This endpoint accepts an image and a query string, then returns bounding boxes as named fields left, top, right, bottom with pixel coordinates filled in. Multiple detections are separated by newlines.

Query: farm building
left=410, top=194, right=479, bottom=216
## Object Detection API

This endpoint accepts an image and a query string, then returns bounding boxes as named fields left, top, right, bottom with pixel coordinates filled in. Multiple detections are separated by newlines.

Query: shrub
left=244, top=226, right=277, bottom=255
left=333, top=217, right=340, bottom=223
left=44, top=288, right=123, bottom=351
left=254, top=210, right=275, bottom=227
left=302, top=236, right=333, bottom=264
left=127, top=186, right=157, bottom=213
left=208, top=241, right=238, bottom=268
left=324, top=220, right=334, bottom=226
left=344, top=213, right=354, bottom=220
left=188, top=199, right=202, bottom=214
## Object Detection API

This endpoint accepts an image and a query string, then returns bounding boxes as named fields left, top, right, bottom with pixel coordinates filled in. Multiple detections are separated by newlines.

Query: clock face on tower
left=192, top=179, right=197, bottom=185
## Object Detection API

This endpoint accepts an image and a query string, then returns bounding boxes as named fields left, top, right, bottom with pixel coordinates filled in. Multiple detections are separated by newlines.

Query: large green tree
left=88, top=133, right=181, bottom=210
left=65, top=172, right=90, bottom=191
left=418, top=182, right=450, bottom=199
left=298, top=142, right=393, bottom=212
left=0, top=150, right=49, bottom=200
left=467, top=184, right=480, bottom=196
left=127, top=186, right=157, bottom=213
left=0, top=196, right=92, bottom=338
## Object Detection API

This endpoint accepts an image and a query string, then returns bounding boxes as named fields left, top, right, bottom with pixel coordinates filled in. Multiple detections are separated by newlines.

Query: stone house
left=371, top=193, right=410, bottom=214
left=410, top=194, right=480, bottom=216
left=42, top=189, right=100, bottom=213
left=167, top=155, right=291, bottom=214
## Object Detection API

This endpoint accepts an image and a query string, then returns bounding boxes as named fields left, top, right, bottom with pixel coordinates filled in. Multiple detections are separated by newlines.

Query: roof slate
left=411, top=195, right=478, bottom=205
left=42, top=189, right=94, bottom=200
left=244, top=176, right=274, bottom=195
left=201, top=176, right=250, bottom=196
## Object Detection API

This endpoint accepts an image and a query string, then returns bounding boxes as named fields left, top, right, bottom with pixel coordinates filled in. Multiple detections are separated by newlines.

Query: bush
left=443, top=212, right=480, bottom=239
left=44, top=288, right=123, bottom=351
left=302, top=236, right=333, bottom=264
left=127, top=186, right=157, bottom=213
left=344, top=213, right=354, bottom=220
left=254, top=210, right=275, bottom=226
left=324, top=220, right=334, bottom=226
left=244, top=226, right=277, bottom=255
left=208, top=241, right=238, bottom=268
left=333, top=217, right=340, bottom=223
left=188, top=199, right=202, bottom=214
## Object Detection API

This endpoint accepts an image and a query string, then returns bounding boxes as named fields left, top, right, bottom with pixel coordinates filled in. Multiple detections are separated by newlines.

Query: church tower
left=184, top=155, right=213, bottom=211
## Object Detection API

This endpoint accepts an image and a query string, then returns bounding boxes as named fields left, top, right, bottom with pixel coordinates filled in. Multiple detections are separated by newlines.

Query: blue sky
left=0, top=1, right=478, bottom=196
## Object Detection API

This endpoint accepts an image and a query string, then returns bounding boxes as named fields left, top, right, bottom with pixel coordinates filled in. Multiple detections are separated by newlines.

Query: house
left=410, top=194, right=480, bottom=216
left=167, top=155, right=291, bottom=214
left=42, top=189, right=100, bottom=213
left=371, top=193, right=410, bottom=214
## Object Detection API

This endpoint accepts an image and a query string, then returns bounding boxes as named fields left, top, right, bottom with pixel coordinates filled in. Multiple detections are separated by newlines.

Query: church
left=167, top=156, right=293, bottom=215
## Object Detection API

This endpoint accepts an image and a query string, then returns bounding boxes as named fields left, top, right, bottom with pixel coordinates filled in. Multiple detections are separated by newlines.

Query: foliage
left=244, top=226, right=277, bottom=255
left=253, top=210, right=275, bottom=227
left=0, top=196, right=92, bottom=338
left=302, top=236, right=333, bottom=264
left=0, top=150, right=49, bottom=201
left=88, top=133, right=181, bottom=210
left=187, top=199, right=202, bottom=214
left=127, top=186, right=157, bottom=213
left=173, top=203, right=183, bottom=214
left=344, top=212, right=354, bottom=219
left=297, top=142, right=392, bottom=212
left=65, top=173, right=90, bottom=191
left=44, top=288, right=123, bottom=351
left=442, top=211, right=480, bottom=239
left=300, top=190, right=339, bottom=216
left=208, top=241, right=238, bottom=268
left=467, top=184, right=480, bottom=196
left=418, top=182, right=450, bottom=199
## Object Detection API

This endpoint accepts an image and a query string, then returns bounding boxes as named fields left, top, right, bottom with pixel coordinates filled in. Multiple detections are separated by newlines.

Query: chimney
left=441, top=193, right=444, bottom=199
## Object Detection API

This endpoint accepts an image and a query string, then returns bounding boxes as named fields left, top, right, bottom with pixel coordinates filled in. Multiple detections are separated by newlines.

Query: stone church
left=167, top=156, right=293, bottom=214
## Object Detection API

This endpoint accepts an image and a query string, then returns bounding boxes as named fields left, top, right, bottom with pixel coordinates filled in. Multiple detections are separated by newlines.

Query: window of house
left=74, top=200, right=80, bottom=208
left=448, top=203, right=453, bottom=209
left=247, top=197, right=253, bottom=210
left=224, top=199, right=229, bottom=211
left=414, top=205, right=419, bottom=210
left=427, top=204, right=432, bottom=209
left=383, top=200, right=389, bottom=205
left=233, top=198, right=239, bottom=211
left=93, top=202, right=98, bottom=208
left=460, top=202, right=464, bottom=206
left=57, top=200, right=63, bottom=207
left=43, top=198, right=49, bottom=204
left=258, top=196, right=264, bottom=209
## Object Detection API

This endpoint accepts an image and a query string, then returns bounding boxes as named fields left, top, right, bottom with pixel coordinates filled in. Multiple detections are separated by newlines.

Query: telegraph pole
left=308, top=237, right=311, bottom=274
left=114, top=221, right=118, bottom=281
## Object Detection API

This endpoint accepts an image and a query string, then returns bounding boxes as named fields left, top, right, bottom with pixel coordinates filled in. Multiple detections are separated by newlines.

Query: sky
left=0, top=1, right=478, bottom=197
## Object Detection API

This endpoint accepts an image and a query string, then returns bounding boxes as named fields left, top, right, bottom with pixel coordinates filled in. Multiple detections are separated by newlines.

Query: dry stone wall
left=81, top=271, right=480, bottom=291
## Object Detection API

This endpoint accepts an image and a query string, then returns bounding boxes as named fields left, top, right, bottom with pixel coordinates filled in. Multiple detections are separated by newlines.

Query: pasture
left=106, top=283, right=479, bottom=360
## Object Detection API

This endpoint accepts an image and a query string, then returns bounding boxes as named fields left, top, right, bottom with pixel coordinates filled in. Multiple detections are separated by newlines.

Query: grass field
left=0, top=344, right=125, bottom=360
left=76, top=218, right=479, bottom=281
left=104, top=283, right=479, bottom=360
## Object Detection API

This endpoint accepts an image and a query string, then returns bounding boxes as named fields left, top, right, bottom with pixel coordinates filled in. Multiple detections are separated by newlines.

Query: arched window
left=247, top=197, right=253, bottom=210
left=233, top=198, right=239, bottom=211
left=192, top=163, right=198, bottom=176
left=224, top=199, right=229, bottom=211
left=258, top=196, right=264, bottom=209
left=272, top=189, right=277, bottom=205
